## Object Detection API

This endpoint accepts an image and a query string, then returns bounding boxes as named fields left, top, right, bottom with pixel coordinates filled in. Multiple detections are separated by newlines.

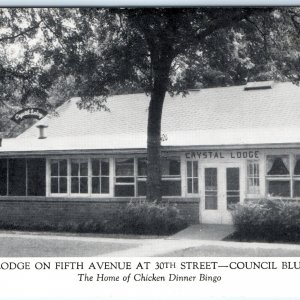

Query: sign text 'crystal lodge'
left=185, top=151, right=259, bottom=159
left=11, top=108, right=47, bottom=124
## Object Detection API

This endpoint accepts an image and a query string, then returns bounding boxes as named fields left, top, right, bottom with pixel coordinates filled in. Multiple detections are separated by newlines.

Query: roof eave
left=1, top=142, right=300, bottom=157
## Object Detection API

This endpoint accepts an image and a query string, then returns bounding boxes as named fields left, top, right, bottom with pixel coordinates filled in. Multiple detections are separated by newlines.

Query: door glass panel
left=205, top=168, right=218, bottom=210
left=227, top=167, right=240, bottom=209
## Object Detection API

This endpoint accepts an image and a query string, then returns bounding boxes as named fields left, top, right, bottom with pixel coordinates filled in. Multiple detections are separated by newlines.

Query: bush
left=0, top=220, right=106, bottom=233
left=0, top=201, right=187, bottom=235
left=108, top=200, right=187, bottom=235
left=231, top=199, right=300, bottom=242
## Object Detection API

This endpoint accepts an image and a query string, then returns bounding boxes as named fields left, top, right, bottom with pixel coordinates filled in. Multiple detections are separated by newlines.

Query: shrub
left=0, top=219, right=106, bottom=234
left=231, top=199, right=300, bottom=242
left=0, top=201, right=187, bottom=235
left=109, top=200, right=187, bottom=235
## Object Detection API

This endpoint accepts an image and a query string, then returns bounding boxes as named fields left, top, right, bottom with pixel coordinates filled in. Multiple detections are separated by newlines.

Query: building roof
left=2, top=81, right=300, bottom=154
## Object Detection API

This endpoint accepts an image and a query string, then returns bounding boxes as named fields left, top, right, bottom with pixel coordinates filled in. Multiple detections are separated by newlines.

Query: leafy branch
left=0, top=21, right=41, bottom=43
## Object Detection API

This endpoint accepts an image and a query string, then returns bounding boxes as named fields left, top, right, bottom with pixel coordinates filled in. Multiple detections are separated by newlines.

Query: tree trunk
left=146, top=57, right=172, bottom=202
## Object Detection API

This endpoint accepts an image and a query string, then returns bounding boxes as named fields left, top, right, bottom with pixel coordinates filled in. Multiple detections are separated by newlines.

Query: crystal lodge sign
left=185, top=150, right=260, bottom=160
left=11, top=108, right=47, bottom=124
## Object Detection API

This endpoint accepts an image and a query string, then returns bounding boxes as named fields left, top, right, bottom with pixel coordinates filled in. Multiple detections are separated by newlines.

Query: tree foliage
left=3, top=8, right=299, bottom=107
left=2, top=8, right=300, bottom=199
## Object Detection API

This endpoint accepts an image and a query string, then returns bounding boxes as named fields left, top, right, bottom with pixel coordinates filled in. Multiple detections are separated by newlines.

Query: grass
left=0, top=236, right=139, bottom=257
left=224, top=232, right=300, bottom=245
left=0, top=229, right=168, bottom=240
left=159, top=244, right=300, bottom=257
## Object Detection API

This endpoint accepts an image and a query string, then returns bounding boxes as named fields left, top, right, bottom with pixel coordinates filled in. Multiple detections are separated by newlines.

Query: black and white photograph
left=1, top=6, right=300, bottom=258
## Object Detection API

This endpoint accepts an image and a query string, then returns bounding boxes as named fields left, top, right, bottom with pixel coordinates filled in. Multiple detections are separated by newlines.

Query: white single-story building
left=1, top=81, right=300, bottom=225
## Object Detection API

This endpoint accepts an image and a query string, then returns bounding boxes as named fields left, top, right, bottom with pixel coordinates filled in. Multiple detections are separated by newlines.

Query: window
left=266, top=155, right=290, bottom=197
left=137, top=156, right=182, bottom=197
left=71, top=159, right=88, bottom=194
left=115, top=158, right=135, bottom=196
left=187, top=161, right=198, bottom=194
left=137, top=158, right=147, bottom=196
left=91, top=158, right=109, bottom=194
left=50, top=159, right=67, bottom=194
left=8, top=158, right=26, bottom=196
left=293, top=156, right=300, bottom=197
left=162, top=156, right=181, bottom=196
left=50, top=158, right=111, bottom=196
left=247, top=160, right=260, bottom=194
left=27, top=158, right=46, bottom=196
left=0, top=158, right=46, bottom=197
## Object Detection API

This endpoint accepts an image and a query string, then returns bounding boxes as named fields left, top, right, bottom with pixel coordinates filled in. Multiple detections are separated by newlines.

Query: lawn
left=0, top=236, right=139, bottom=257
left=159, top=244, right=300, bottom=257
left=224, top=232, right=300, bottom=244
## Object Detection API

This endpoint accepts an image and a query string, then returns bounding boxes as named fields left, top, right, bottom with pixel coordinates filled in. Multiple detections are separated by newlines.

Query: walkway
left=0, top=225, right=299, bottom=257
left=107, top=238, right=300, bottom=257
left=170, top=224, right=235, bottom=240
left=107, top=224, right=300, bottom=257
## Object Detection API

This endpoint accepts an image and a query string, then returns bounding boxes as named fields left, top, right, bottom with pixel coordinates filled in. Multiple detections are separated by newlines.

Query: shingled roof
left=2, top=81, right=300, bottom=154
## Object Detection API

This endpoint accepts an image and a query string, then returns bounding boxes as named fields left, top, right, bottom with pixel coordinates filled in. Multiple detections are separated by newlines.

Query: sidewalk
left=170, top=224, right=235, bottom=240
left=0, top=227, right=299, bottom=257
left=107, top=238, right=300, bottom=257
left=106, top=224, right=300, bottom=256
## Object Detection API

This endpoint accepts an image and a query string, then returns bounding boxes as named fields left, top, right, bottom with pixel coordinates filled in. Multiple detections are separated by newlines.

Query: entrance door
left=200, top=163, right=242, bottom=224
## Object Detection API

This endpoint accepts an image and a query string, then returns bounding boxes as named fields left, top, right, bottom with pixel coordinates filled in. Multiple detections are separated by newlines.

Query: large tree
left=1, top=7, right=300, bottom=200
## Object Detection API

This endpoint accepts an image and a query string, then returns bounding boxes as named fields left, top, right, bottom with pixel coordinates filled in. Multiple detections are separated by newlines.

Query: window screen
left=27, top=158, right=46, bottom=196
left=8, top=158, right=26, bottom=196
left=0, top=159, right=7, bottom=196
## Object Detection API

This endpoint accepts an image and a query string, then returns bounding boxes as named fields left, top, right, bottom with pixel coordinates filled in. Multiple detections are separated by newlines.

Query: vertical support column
left=181, top=153, right=186, bottom=197
left=240, top=160, right=246, bottom=204
left=25, top=159, right=28, bottom=196
left=260, top=152, right=266, bottom=197
left=290, top=153, right=294, bottom=198
left=88, top=158, right=92, bottom=196
left=219, top=166, right=225, bottom=214
left=46, top=158, right=50, bottom=197
left=109, top=157, right=114, bottom=197
left=67, top=158, right=71, bottom=196
left=134, top=157, right=137, bottom=198
left=6, top=158, right=9, bottom=196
